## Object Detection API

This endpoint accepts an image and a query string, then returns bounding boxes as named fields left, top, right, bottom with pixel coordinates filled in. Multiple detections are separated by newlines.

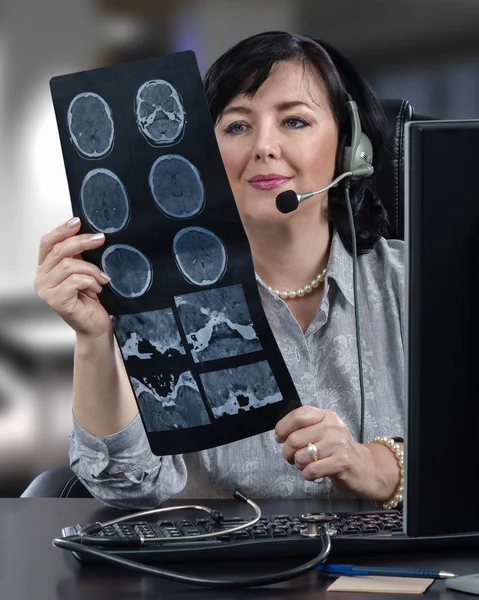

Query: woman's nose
left=252, top=127, right=281, bottom=161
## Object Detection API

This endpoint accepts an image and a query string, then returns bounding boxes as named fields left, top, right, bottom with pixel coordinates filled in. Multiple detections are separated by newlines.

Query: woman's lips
left=248, top=176, right=291, bottom=190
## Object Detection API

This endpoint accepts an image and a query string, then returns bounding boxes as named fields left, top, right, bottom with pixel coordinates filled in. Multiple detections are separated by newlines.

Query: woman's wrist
left=76, top=323, right=114, bottom=352
left=367, top=438, right=404, bottom=507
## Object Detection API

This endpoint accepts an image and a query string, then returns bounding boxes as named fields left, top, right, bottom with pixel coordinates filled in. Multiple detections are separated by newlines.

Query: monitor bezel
left=404, top=118, right=479, bottom=537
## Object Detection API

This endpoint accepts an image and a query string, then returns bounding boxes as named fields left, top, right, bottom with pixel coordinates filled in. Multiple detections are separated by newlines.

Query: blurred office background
left=1, top=0, right=478, bottom=496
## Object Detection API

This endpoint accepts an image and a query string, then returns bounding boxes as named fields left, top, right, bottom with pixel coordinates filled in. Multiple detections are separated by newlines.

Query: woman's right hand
left=34, top=217, right=112, bottom=340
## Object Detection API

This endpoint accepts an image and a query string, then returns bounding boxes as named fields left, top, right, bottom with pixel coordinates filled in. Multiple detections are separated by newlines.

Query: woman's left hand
left=275, top=405, right=390, bottom=500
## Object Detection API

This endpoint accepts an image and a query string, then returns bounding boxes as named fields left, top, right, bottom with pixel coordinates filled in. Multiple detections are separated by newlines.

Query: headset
left=275, top=35, right=375, bottom=444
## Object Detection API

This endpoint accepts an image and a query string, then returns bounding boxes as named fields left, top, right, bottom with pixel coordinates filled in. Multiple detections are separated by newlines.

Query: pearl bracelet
left=369, top=436, right=404, bottom=510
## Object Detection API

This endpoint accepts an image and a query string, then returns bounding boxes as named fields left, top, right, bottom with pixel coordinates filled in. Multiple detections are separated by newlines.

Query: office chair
left=20, top=99, right=433, bottom=499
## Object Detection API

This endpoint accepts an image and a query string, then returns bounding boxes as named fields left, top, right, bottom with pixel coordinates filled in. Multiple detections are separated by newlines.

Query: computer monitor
left=405, top=119, right=479, bottom=537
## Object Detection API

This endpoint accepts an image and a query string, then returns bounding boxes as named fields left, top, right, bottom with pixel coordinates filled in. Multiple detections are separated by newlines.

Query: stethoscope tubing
left=53, top=491, right=333, bottom=588
left=53, top=526, right=331, bottom=588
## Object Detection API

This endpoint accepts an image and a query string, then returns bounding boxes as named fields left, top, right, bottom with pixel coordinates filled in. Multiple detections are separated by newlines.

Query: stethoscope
left=53, top=490, right=337, bottom=589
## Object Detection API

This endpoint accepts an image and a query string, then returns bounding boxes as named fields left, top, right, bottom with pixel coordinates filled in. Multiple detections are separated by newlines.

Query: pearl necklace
left=267, top=268, right=327, bottom=300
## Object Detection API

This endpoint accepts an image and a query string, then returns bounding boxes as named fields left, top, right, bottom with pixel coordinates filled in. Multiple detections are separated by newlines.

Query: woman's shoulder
left=361, top=236, right=404, bottom=289
left=372, top=237, right=404, bottom=266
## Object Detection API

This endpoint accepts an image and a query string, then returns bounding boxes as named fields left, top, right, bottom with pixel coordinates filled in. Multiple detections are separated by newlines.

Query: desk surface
left=2, top=498, right=478, bottom=600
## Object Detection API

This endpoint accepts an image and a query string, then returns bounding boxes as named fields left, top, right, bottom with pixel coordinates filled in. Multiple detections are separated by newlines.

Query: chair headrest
left=377, top=99, right=437, bottom=240
left=377, top=99, right=414, bottom=241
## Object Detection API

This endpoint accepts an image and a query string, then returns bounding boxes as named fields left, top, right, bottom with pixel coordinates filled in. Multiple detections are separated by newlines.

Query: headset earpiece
left=342, top=100, right=374, bottom=180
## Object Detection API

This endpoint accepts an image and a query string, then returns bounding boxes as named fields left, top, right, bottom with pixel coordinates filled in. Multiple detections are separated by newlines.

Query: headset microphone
left=276, top=169, right=370, bottom=214
left=275, top=100, right=374, bottom=214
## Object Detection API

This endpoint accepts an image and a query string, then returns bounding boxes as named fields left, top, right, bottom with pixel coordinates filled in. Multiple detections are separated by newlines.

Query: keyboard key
left=231, top=532, right=250, bottom=540
left=180, top=527, right=203, bottom=536
left=251, top=531, right=270, bottom=538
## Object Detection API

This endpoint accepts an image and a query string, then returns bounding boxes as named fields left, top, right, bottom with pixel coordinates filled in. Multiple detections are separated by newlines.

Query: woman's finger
left=40, top=274, right=103, bottom=312
left=281, top=421, right=330, bottom=464
left=41, top=257, right=110, bottom=291
left=80, top=289, right=101, bottom=301
left=275, top=405, right=327, bottom=443
left=37, top=217, right=81, bottom=266
left=40, top=232, right=106, bottom=275
left=300, top=455, right=337, bottom=482
left=293, top=437, right=337, bottom=471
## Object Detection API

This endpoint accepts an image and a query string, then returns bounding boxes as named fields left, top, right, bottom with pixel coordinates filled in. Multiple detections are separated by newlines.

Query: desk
left=2, top=498, right=478, bottom=600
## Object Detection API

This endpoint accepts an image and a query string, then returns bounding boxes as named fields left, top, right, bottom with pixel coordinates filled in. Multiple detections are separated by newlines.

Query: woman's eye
left=284, top=117, right=309, bottom=129
left=225, top=122, right=248, bottom=135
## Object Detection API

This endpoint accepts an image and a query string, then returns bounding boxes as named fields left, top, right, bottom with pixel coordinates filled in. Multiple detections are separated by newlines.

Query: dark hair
left=203, top=31, right=389, bottom=254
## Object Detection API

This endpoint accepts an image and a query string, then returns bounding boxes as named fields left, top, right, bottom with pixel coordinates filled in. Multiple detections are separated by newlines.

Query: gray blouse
left=70, top=231, right=404, bottom=509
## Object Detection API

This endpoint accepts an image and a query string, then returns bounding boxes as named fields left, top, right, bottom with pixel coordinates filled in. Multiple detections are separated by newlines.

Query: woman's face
left=215, top=60, right=338, bottom=225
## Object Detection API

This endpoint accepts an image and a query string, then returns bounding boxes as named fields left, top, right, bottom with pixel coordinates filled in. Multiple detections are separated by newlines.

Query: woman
left=34, top=31, right=404, bottom=509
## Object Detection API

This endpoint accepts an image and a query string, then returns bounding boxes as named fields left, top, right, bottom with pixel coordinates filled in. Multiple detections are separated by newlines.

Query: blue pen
left=317, top=564, right=456, bottom=579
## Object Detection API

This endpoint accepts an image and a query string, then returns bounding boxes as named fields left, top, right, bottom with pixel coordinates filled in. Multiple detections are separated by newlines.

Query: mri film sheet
left=50, top=51, right=301, bottom=455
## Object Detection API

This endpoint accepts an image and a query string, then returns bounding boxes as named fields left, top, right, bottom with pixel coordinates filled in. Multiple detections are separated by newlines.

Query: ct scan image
left=200, top=361, right=282, bottom=418
left=80, top=168, right=130, bottom=233
left=131, top=372, right=211, bottom=432
left=67, top=92, right=114, bottom=159
left=113, top=308, right=186, bottom=366
left=101, top=244, right=153, bottom=298
left=149, top=154, right=205, bottom=218
left=175, top=284, right=262, bottom=363
left=173, top=227, right=227, bottom=286
left=135, top=79, right=185, bottom=146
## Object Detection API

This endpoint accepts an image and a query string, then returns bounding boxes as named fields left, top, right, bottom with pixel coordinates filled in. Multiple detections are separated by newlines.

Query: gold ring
left=307, top=442, right=318, bottom=462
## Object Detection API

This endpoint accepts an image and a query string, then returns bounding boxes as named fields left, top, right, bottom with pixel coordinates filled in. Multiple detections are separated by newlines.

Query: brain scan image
left=101, top=244, right=152, bottom=298
left=149, top=155, right=204, bottom=218
left=175, top=285, right=261, bottom=363
left=173, top=227, right=227, bottom=287
left=67, top=92, right=114, bottom=159
left=200, top=361, right=283, bottom=418
left=131, top=372, right=211, bottom=432
left=113, top=308, right=186, bottom=365
left=80, top=169, right=130, bottom=233
left=135, top=79, right=185, bottom=146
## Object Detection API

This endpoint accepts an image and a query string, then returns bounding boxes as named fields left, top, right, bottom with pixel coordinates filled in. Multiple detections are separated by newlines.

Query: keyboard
left=62, top=508, right=479, bottom=564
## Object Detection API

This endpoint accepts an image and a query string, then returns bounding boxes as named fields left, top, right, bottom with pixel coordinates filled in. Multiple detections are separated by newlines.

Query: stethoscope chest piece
left=300, top=512, right=337, bottom=538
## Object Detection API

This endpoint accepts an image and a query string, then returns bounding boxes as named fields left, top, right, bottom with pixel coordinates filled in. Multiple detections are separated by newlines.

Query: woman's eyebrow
left=275, top=100, right=314, bottom=111
left=221, top=100, right=314, bottom=118
left=220, top=106, right=252, bottom=117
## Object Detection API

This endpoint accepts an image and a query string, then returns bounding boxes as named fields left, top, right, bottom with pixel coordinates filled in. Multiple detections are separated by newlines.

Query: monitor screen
left=405, top=119, right=479, bottom=537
